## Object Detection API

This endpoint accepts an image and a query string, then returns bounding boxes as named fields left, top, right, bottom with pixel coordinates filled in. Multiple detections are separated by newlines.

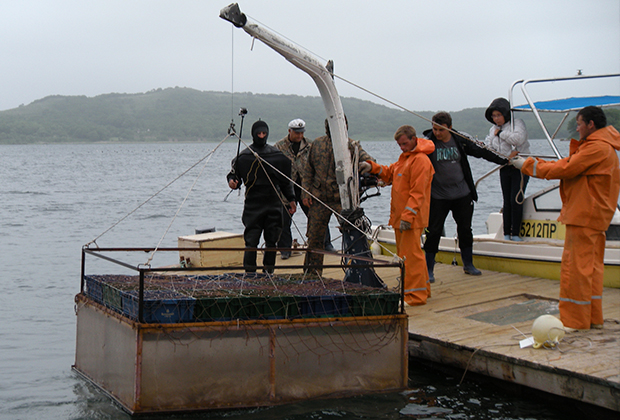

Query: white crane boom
left=219, top=3, right=357, bottom=211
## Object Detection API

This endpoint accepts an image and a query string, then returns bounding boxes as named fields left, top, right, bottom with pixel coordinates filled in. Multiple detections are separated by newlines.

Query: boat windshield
left=531, top=186, right=562, bottom=212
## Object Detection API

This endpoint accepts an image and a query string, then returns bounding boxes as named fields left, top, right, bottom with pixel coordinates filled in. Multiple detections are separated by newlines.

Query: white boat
left=372, top=74, right=620, bottom=288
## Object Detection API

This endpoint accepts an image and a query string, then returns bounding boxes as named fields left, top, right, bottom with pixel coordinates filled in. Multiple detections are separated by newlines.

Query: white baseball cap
left=288, top=119, right=306, bottom=132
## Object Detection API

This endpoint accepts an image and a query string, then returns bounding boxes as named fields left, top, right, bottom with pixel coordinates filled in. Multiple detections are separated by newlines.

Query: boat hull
left=372, top=228, right=620, bottom=288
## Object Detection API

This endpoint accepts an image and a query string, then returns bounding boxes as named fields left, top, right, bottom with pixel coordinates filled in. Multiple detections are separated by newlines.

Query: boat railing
left=474, top=166, right=501, bottom=190
left=509, top=73, right=620, bottom=160
left=477, top=73, right=620, bottom=191
left=474, top=154, right=561, bottom=190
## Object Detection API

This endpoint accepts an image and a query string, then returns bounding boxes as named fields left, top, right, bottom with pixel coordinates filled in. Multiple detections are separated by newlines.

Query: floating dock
left=402, top=261, right=620, bottom=412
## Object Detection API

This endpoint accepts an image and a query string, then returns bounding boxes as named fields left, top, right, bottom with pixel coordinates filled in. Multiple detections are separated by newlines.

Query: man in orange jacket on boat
left=512, top=106, right=620, bottom=331
left=363, top=125, right=435, bottom=306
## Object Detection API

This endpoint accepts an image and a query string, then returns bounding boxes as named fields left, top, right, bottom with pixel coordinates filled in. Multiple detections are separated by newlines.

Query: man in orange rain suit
left=364, top=125, right=435, bottom=306
left=512, top=106, right=620, bottom=330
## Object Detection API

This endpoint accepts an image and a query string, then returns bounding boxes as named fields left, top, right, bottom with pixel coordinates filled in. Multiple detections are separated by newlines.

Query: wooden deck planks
left=404, top=260, right=620, bottom=411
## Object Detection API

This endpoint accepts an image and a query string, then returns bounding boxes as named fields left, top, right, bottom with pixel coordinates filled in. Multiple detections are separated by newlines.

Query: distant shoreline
left=0, top=88, right=577, bottom=145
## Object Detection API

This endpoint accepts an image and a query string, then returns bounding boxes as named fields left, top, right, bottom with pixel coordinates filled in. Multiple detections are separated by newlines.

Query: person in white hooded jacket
left=485, top=97, right=531, bottom=241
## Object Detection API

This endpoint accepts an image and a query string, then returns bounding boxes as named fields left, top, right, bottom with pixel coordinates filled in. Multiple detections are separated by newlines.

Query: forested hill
left=0, top=87, right=574, bottom=144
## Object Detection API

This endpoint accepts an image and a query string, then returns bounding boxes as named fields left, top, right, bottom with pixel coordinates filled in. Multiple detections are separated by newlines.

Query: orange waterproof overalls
left=521, top=126, right=620, bottom=329
left=369, top=138, right=435, bottom=305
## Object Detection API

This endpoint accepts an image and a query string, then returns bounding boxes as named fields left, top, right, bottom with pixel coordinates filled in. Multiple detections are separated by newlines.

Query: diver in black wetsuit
left=227, top=120, right=297, bottom=272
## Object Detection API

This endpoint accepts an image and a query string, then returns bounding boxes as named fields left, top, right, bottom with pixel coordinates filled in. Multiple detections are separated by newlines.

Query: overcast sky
left=1, top=0, right=619, bottom=113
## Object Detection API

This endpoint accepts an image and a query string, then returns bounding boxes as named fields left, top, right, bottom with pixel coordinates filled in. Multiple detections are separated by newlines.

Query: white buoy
left=531, top=315, right=565, bottom=349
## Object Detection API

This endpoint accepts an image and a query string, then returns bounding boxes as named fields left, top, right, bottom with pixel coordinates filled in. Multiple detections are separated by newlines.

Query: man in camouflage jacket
left=274, top=119, right=313, bottom=259
left=301, top=119, right=374, bottom=274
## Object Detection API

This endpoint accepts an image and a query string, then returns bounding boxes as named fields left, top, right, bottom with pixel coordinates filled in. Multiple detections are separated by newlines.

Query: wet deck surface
left=274, top=251, right=620, bottom=411
left=402, top=261, right=619, bottom=361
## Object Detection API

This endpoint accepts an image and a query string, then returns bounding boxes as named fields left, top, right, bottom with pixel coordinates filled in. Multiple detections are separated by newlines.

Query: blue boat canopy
left=514, top=95, right=620, bottom=112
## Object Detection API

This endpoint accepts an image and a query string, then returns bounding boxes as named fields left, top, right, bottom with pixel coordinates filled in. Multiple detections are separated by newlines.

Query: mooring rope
left=143, top=136, right=230, bottom=266
left=328, top=71, right=550, bottom=208
left=84, top=134, right=233, bottom=250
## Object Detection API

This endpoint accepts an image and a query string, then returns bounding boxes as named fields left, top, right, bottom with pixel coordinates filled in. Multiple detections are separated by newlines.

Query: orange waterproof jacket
left=521, top=125, right=620, bottom=231
left=369, top=138, right=435, bottom=229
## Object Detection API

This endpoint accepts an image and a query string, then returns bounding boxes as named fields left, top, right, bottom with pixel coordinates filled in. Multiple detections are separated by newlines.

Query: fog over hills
left=0, top=87, right=577, bottom=145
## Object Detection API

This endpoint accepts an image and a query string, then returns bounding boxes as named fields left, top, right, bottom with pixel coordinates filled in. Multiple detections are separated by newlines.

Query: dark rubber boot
left=461, top=247, right=481, bottom=275
left=425, top=252, right=436, bottom=283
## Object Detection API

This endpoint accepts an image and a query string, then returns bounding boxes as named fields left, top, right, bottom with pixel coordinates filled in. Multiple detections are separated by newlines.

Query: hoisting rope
left=84, top=134, right=232, bottom=251
left=332, top=72, right=510, bottom=161
left=229, top=25, right=235, bottom=131
left=329, top=71, right=542, bottom=206
left=330, top=71, right=536, bottom=208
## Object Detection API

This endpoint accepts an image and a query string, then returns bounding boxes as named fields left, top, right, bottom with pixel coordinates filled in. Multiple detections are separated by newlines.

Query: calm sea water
left=0, top=139, right=574, bottom=420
